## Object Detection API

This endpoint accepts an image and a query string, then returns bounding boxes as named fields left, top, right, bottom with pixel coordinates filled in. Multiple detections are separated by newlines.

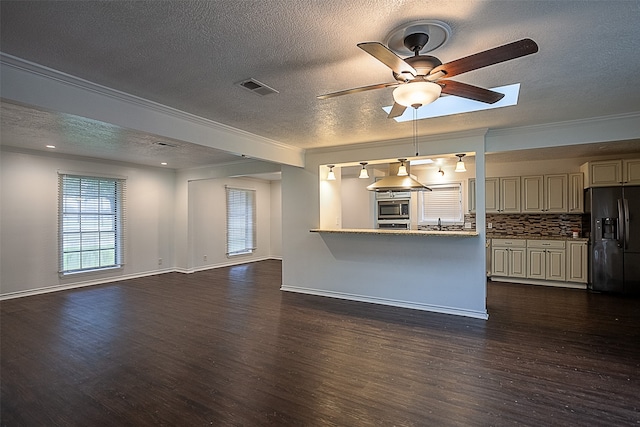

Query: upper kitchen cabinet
left=624, top=159, right=640, bottom=185
left=568, top=173, right=584, bottom=213
left=581, top=159, right=640, bottom=187
left=499, top=177, right=521, bottom=213
left=468, top=178, right=476, bottom=213
left=522, top=174, right=567, bottom=213
left=522, top=173, right=582, bottom=214
left=521, top=176, right=544, bottom=213
left=545, top=174, right=568, bottom=213
left=468, top=177, right=505, bottom=213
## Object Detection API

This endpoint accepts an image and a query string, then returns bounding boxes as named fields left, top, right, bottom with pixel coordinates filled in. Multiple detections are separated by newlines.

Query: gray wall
left=0, top=148, right=282, bottom=297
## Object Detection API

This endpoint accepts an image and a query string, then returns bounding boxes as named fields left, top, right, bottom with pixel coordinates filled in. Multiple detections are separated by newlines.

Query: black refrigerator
left=586, top=186, right=640, bottom=294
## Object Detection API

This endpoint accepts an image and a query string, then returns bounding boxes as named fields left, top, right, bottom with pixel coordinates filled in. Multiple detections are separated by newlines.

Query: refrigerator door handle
left=623, top=198, right=630, bottom=250
left=617, top=198, right=625, bottom=248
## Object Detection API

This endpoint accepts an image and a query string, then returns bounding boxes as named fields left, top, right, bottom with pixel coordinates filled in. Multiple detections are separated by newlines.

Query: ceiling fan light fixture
left=358, top=162, right=369, bottom=179
left=455, top=154, right=467, bottom=172
left=393, top=81, right=442, bottom=108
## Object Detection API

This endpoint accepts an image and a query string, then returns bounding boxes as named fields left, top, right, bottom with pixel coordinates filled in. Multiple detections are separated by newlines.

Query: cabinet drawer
left=492, top=239, right=526, bottom=248
left=527, top=240, right=565, bottom=249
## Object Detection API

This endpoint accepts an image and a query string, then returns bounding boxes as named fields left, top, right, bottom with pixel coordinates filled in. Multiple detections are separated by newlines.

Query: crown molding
left=487, top=112, right=640, bottom=139
left=486, top=111, right=640, bottom=153
left=307, top=128, right=489, bottom=156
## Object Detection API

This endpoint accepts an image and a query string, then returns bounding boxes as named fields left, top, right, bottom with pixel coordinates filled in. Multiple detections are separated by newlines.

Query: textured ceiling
left=0, top=102, right=243, bottom=169
left=1, top=0, right=640, bottom=169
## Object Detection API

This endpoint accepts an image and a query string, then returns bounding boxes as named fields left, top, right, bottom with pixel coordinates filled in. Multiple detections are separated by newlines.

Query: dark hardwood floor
left=2, top=260, right=639, bottom=426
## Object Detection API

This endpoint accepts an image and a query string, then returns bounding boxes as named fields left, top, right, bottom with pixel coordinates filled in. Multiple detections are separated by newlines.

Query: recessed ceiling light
left=383, top=83, right=521, bottom=122
left=46, top=145, right=56, bottom=149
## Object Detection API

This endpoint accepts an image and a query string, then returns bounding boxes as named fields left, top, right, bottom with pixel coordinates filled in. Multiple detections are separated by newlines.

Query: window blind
left=419, top=183, right=463, bottom=224
left=58, top=174, right=126, bottom=274
left=226, top=187, right=256, bottom=256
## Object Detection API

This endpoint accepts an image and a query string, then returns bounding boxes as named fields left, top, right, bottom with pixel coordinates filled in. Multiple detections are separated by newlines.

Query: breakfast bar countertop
left=310, top=229, right=479, bottom=237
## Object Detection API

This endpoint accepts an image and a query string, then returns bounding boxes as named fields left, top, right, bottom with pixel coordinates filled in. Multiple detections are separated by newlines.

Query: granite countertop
left=310, top=229, right=479, bottom=237
left=488, top=234, right=589, bottom=242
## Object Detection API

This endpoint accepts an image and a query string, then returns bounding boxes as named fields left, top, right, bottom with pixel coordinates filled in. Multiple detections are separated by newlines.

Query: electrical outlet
left=487, top=222, right=493, bottom=229
left=158, top=258, right=163, bottom=265
left=203, top=255, right=207, bottom=262
left=464, top=222, right=472, bottom=229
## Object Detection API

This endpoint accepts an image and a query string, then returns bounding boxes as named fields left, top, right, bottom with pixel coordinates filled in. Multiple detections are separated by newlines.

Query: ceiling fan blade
left=387, top=102, right=407, bottom=119
left=439, top=80, right=505, bottom=104
left=429, top=38, right=538, bottom=79
left=317, top=82, right=399, bottom=100
left=357, top=42, right=417, bottom=78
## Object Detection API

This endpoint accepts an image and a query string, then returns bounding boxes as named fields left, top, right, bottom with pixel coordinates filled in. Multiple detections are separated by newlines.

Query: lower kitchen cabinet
left=491, top=238, right=587, bottom=287
left=566, top=240, right=588, bottom=283
left=527, top=240, right=566, bottom=281
left=492, top=239, right=527, bottom=279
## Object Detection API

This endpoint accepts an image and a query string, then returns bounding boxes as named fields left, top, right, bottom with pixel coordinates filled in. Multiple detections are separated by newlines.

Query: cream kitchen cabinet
left=568, top=173, right=584, bottom=213
left=468, top=177, right=500, bottom=213
left=545, top=174, right=568, bottom=213
left=522, top=174, right=568, bottom=213
left=492, top=239, right=527, bottom=278
left=521, top=175, right=544, bottom=213
left=566, top=240, right=588, bottom=283
left=526, top=240, right=566, bottom=281
left=499, top=177, right=521, bottom=213
left=491, top=238, right=587, bottom=287
left=624, top=159, right=640, bottom=185
left=468, top=178, right=476, bottom=213
left=581, top=159, right=640, bottom=187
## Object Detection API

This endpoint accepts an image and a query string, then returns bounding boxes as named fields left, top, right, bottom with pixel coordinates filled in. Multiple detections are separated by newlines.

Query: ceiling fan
left=317, top=30, right=538, bottom=119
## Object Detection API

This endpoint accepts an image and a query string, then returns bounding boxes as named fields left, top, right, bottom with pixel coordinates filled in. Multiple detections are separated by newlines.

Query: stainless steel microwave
left=377, top=199, right=410, bottom=220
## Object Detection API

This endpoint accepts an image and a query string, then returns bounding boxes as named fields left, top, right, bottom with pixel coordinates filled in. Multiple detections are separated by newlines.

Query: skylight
left=383, top=83, right=520, bottom=122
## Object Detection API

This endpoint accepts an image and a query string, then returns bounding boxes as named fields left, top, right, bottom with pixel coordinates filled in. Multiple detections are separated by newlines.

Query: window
left=58, top=174, right=125, bottom=274
left=226, top=187, right=256, bottom=256
left=418, top=183, right=463, bottom=225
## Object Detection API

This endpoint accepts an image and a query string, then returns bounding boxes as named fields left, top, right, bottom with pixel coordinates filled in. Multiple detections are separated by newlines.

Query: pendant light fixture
left=327, top=165, right=336, bottom=180
left=454, top=154, right=467, bottom=172
left=358, top=162, right=369, bottom=179
left=397, top=159, right=408, bottom=176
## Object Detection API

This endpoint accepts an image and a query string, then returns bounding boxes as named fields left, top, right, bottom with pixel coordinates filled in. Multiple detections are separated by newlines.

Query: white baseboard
left=179, top=256, right=273, bottom=274
left=0, top=267, right=175, bottom=300
left=280, top=285, right=489, bottom=320
left=0, top=258, right=282, bottom=300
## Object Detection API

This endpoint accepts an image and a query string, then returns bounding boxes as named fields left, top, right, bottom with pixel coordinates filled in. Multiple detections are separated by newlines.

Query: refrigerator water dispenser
left=599, top=217, right=618, bottom=240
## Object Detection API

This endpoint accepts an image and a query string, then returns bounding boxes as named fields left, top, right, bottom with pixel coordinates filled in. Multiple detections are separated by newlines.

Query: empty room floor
left=1, top=260, right=639, bottom=425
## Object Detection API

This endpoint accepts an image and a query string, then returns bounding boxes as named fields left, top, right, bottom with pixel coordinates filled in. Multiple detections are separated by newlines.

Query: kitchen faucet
left=437, top=218, right=442, bottom=231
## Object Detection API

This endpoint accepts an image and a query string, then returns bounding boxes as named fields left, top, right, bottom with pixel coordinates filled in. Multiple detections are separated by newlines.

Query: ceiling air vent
left=154, top=141, right=178, bottom=148
left=237, top=78, right=279, bottom=96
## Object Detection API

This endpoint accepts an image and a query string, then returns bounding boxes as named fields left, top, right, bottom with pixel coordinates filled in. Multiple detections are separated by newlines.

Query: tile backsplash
left=484, top=213, right=584, bottom=238
left=421, top=213, right=585, bottom=238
